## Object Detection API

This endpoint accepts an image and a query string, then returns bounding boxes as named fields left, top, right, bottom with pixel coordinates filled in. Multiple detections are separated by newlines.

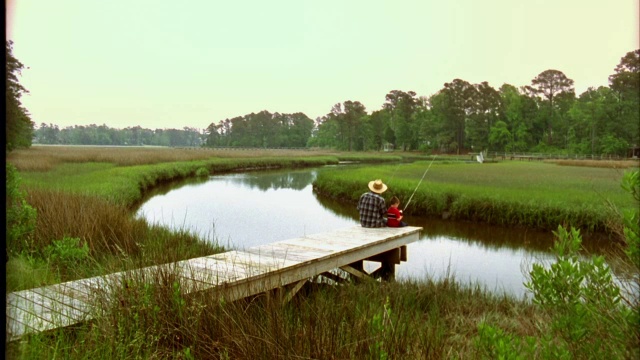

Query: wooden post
left=346, top=260, right=365, bottom=282
left=282, top=279, right=308, bottom=304
left=367, top=248, right=401, bottom=281
left=379, top=260, right=395, bottom=281
left=400, top=245, right=407, bottom=262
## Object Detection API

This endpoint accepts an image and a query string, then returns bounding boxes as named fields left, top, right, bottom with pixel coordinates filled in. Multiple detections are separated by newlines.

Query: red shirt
left=387, top=206, right=403, bottom=227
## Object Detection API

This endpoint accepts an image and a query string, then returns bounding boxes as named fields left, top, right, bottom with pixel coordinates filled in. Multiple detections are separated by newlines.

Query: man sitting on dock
left=357, top=179, right=388, bottom=228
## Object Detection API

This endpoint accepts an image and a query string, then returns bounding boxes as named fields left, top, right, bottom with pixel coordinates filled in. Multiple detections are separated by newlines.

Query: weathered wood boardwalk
left=6, top=225, right=422, bottom=342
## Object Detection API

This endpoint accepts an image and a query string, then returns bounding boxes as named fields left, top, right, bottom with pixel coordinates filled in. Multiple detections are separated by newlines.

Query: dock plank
left=245, top=243, right=335, bottom=263
left=208, top=250, right=300, bottom=269
left=47, top=281, right=93, bottom=301
left=8, top=292, right=75, bottom=328
left=6, top=225, right=422, bottom=342
left=7, top=306, right=53, bottom=339
left=28, top=287, right=91, bottom=321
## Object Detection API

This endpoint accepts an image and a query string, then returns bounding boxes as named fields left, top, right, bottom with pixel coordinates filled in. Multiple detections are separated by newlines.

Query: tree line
left=35, top=124, right=204, bottom=147
left=306, top=50, right=639, bottom=156
left=8, top=40, right=639, bottom=156
left=33, top=110, right=315, bottom=148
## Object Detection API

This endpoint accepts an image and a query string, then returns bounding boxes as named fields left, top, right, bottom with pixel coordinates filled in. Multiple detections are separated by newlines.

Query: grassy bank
left=313, top=161, right=638, bottom=235
left=5, top=147, right=638, bottom=358
left=8, top=146, right=402, bottom=205
left=6, top=147, right=403, bottom=292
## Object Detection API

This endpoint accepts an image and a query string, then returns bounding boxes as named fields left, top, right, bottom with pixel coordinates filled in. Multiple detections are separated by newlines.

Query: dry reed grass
left=7, top=145, right=336, bottom=171
left=77, top=270, right=541, bottom=359
left=25, top=188, right=219, bottom=272
left=26, top=188, right=146, bottom=256
left=544, top=159, right=640, bottom=169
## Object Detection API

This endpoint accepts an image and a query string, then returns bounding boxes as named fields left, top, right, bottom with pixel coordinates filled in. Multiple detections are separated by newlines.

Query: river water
left=134, top=166, right=614, bottom=299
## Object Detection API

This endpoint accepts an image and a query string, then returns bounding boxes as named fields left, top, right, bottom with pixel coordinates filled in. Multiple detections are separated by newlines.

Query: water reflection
left=412, top=216, right=555, bottom=252
left=135, top=168, right=357, bottom=249
left=136, top=169, right=316, bottom=207
left=134, top=167, right=622, bottom=299
left=312, top=189, right=361, bottom=219
left=226, top=169, right=316, bottom=191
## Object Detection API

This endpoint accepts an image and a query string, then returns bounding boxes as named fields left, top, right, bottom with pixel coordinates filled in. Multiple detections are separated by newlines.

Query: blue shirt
left=357, top=192, right=387, bottom=228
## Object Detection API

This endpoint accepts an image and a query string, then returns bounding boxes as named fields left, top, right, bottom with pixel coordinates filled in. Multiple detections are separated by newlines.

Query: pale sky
left=6, top=0, right=639, bottom=131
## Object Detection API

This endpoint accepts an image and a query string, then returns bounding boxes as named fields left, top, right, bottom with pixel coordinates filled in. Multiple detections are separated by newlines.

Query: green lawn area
left=314, top=161, right=637, bottom=233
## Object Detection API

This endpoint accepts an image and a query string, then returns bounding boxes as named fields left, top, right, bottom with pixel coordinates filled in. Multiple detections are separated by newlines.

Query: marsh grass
left=314, top=161, right=635, bottom=235
left=8, top=146, right=405, bottom=207
left=5, top=147, right=639, bottom=358
left=5, top=145, right=408, bottom=173
left=15, top=157, right=341, bottom=204
left=6, top=146, right=340, bottom=171
left=5, top=264, right=541, bottom=359
left=545, top=159, right=640, bottom=169
left=5, top=187, right=222, bottom=292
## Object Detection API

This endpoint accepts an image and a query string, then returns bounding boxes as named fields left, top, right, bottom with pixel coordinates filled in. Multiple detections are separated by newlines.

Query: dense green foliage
left=311, top=50, right=639, bottom=155
left=476, top=173, right=639, bottom=358
left=476, top=224, right=638, bottom=359
left=34, top=111, right=315, bottom=148
left=621, top=170, right=640, bottom=268
left=35, top=124, right=204, bottom=147
left=6, top=40, right=34, bottom=152
left=205, top=110, right=314, bottom=148
left=6, top=164, right=37, bottom=255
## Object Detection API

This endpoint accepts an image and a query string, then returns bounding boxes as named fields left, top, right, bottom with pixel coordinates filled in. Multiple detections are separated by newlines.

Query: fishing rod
left=403, top=155, right=437, bottom=212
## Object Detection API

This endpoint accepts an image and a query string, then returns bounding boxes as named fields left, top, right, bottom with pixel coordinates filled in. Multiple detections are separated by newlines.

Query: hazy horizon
left=7, top=0, right=639, bottom=131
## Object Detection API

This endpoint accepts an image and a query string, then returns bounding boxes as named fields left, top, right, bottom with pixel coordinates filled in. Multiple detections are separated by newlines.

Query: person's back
left=357, top=179, right=388, bottom=228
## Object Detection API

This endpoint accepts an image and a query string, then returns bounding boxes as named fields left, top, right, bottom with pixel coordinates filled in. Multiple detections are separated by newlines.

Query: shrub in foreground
left=475, top=170, right=640, bottom=359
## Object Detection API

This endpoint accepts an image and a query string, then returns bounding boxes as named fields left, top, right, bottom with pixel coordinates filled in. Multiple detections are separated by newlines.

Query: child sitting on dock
left=387, top=196, right=408, bottom=227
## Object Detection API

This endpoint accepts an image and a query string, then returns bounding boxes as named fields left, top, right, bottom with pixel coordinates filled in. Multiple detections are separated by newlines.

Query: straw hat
left=368, top=179, right=388, bottom=194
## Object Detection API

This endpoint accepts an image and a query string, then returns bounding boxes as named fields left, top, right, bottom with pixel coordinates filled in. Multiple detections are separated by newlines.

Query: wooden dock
left=6, top=225, right=422, bottom=342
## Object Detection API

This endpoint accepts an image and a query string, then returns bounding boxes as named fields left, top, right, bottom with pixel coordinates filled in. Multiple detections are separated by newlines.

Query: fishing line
left=403, top=155, right=437, bottom=212
left=388, top=162, right=402, bottom=183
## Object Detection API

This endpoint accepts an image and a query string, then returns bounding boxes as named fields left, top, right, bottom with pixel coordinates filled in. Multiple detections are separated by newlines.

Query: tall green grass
left=5, top=268, right=539, bottom=359
left=314, top=161, right=636, bottom=235
left=6, top=187, right=223, bottom=292
left=18, top=156, right=340, bottom=205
